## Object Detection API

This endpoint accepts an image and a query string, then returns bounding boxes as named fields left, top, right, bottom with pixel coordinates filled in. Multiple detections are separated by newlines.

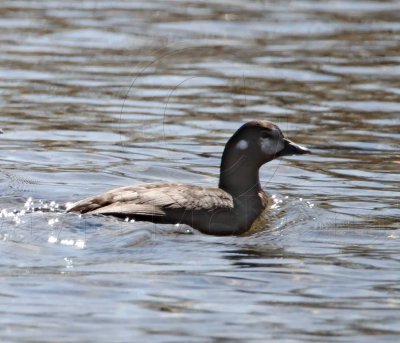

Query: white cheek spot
left=236, top=139, right=249, bottom=150
left=262, top=140, right=283, bottom=155
left=261, top=140, right=272, bottom=154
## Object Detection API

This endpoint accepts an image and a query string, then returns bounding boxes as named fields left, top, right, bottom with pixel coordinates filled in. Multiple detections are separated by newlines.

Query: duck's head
left=219, top=120, right=311, bottom=193
left=222, top=120, right=310, bottom=169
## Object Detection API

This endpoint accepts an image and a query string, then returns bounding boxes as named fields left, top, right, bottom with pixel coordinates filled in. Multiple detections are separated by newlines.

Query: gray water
left=1, top=1, right=399, bottom=342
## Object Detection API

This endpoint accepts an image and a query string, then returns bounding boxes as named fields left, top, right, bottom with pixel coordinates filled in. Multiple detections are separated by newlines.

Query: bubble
left=48, top=236, right=58, bottom=243
left=75, top=240, right=86, bottom=249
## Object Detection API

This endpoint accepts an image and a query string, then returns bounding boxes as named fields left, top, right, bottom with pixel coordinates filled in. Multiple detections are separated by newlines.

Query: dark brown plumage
left=67, top=120, right=310, bottom=235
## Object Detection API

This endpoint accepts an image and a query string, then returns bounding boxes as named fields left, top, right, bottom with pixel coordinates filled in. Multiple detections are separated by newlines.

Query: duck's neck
left=218, top=154, right=262, bottom=198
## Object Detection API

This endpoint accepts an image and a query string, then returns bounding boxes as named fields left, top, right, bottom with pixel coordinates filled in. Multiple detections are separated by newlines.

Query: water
left=1, top=0, right=399, bottom=341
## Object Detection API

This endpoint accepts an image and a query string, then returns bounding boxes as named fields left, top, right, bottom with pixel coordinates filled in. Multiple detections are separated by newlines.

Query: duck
left=66, top=120, right=310, bottom=235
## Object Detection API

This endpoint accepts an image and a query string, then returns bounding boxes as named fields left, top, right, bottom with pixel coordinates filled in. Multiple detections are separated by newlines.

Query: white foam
left=48, top=236, right=58, bottom=243
left=75, top=240, right=86, bottom=249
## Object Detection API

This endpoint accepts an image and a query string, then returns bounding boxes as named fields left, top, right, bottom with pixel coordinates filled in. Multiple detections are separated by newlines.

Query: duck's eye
left=260, top=130, right=270, bottom=139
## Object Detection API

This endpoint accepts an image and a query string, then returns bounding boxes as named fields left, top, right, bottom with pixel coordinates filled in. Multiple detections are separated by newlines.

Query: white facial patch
left=262, top=139, right=283, bottom=155
left=236, top=139, right=249, bottom=150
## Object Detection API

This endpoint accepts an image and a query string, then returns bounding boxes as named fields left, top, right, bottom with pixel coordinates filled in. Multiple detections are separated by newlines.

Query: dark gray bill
left=277, top=138, right=311, bottom=157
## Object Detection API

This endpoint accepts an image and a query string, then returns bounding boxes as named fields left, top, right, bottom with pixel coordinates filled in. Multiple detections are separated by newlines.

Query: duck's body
left=67, top=182, right=268, bottom=235
left=67, top=121, right=310, bottom=235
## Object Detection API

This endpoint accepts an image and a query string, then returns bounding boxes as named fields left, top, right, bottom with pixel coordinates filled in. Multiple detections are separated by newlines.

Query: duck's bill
left=277, top=138, right=311, bottom=157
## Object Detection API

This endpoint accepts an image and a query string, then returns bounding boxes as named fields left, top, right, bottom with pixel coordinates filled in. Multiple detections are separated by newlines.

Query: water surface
left=0, top=0, right=399, bottom=342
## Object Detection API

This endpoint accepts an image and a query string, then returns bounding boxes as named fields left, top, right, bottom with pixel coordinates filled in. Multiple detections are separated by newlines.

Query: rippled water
left=1, top=0, right=399, bottom=341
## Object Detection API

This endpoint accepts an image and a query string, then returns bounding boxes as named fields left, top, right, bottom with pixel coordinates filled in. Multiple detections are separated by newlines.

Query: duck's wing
left=66, top=183, right=233, bottom=218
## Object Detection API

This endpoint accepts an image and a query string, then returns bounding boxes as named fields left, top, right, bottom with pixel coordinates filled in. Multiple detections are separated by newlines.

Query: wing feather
left=66, top=183, right=233, bottom=218
left=90, top=203, right=165, bottom=216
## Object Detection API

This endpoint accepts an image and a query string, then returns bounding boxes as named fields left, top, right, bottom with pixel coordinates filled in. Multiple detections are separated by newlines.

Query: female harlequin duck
left=67, top=121, right=310, bottom=235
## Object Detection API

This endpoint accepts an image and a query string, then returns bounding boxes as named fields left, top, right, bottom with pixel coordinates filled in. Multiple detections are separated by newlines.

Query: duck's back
left=66, top=183, right=234, bottom=228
